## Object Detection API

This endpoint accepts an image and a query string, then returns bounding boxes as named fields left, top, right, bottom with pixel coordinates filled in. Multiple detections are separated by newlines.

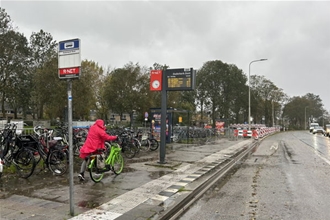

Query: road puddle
left=78, top=200, right=100, bottom=208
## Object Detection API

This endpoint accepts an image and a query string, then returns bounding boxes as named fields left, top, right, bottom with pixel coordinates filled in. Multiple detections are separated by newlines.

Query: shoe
left=54, top=169, right=61, bottom=174
left=78, top=173, right=85, bottom=181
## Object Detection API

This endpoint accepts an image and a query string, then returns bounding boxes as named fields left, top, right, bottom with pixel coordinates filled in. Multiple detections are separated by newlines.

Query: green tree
left=221, top=64, right=247, bottom=124
left=42, top=57, right=66, bottom=120
left=250, top=75, right=285, bottom=126
left=303, top=93, right=324, bottom=123
left=0, top=8, right=31, bottom=118
left=29, top=29, right=58, bottom=119
left=72, top=60, right=105, bottom=120
left=283, top=93, right=325, bottom=129
left=36, top=59, right=105, bottom=121
left=196, top=60, right=247, bottom=127
left=103, top=62, right=150, bottom=124
left=133, top=65, right=154, bottom=124
left=283, top=96, right=309, bottom=129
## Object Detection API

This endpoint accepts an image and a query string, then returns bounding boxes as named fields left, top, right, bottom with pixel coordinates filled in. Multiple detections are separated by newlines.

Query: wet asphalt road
left=179, top=131, right=330, bottom=220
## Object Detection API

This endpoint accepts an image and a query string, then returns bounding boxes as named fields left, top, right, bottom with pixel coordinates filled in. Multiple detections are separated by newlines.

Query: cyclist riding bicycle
left=78, top=119, right=117, bottom=181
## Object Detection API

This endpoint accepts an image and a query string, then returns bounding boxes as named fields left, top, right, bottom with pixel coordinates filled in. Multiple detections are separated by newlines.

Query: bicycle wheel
left=13, top=148, right=36, bottom=179
left=139, top=139, right=150, bottom=152
left=89, top=158, right=104, bottom=183
left=149, top=139, right=159, bottom=151
left=122, top=143, right=137, bottom=159
left=48, top=148, right=69, bottom=175
left=112, top=152, right=124, bottom=175
left=133, top=138, right=141, bottom=153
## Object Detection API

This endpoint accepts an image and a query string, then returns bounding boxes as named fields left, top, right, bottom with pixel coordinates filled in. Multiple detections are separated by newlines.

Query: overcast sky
left=2, top=1, right=330, bottom=111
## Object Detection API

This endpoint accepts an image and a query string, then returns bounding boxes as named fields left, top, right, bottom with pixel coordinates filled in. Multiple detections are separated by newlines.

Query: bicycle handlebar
left=33, top=125, right=54, bottom=138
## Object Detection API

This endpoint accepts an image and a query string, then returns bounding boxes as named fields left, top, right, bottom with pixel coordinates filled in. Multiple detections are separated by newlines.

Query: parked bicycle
left=30, top=125, right=69, bottom=175
left=110, top=129, right=138, bottom=159
left=136, top=130, right=159, bottom=151
left=87, top=141, right=124, bottom=183
left=127, top=129, right=142, bottom=153
left=54, top=124, right=87, bottom=156
left=0, top=123, right=36, bottom=179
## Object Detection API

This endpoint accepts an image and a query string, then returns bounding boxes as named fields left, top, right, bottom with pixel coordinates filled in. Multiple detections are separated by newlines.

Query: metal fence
left=13, top=126, right=238, bottom=145
left=170, top=126, right=237, bottom=144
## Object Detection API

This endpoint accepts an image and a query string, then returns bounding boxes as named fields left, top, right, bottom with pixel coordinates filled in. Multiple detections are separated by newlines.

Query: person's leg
left=79, top=159, right=87, bottom=174
left=78, top=158, right=88, bottom=181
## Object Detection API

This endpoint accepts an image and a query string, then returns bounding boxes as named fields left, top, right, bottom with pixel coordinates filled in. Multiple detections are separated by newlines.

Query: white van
left=309, top=122, right=319, bottom=132
left=324, top=124, right=330, bottom=137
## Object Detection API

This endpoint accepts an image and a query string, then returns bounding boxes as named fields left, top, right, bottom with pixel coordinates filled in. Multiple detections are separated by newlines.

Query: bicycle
left=54, top=124, right=87, bottom=156
left=87, top=141, right=124, bottom=183
left=0, top=123, right=37, bottom=179
left=30, top=125, right=69, bottom=175
left=116, top=130, right=138, bottom=159
left=127, top=129, right=142, bottom=153
left=136, top=130, right=159, bottom=151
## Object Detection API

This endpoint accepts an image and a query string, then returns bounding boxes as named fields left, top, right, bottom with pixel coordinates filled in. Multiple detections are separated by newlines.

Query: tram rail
left=158, top=140, right=260, bottom=220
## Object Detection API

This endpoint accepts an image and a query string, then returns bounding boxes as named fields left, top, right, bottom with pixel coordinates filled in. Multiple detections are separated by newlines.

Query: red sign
left=59, top=67, right=80, bottom=76
left=150, top=70, right=162, bottom=91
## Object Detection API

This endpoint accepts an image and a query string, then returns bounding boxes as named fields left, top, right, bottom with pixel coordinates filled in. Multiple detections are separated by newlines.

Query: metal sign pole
left=67, top=79, right=74, bottom=215
left=58, top=38, right=80, bottom=216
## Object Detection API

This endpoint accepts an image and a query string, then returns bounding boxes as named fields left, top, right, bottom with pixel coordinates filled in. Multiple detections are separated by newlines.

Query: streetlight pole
left=272, top=100, right=274, bottom=127
left=305, top=106, right=308, bottom=130
left=248, top=58, right=267, bottom=131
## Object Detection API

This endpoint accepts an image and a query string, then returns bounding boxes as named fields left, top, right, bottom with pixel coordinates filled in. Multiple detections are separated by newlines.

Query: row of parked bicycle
left=0, top=123, right=159, bottom=180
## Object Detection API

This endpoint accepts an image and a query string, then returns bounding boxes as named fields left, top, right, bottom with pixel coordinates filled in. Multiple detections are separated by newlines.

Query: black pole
left=159, top=70, right=167, bottom=164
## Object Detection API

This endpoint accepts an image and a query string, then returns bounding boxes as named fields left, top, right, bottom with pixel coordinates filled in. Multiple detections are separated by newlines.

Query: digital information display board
left=165, top=68, right=195, bottom=91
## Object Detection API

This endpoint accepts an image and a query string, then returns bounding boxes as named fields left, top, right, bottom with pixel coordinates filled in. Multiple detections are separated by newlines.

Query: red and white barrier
left=238, top=129, right=244, bottom=137
left=230, top=123, right=280, bottom=139
left=243, top=129, right=248, bottom=137
left=234, top=129, right=238, bottom=137
left=252, top=129, right=259, bottom=139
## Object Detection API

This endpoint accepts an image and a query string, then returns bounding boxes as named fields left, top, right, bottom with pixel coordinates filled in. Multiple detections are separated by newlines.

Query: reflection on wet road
left=297, top=132, right=330, bottom=160
left=0, top=150, right=172, bottom=211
